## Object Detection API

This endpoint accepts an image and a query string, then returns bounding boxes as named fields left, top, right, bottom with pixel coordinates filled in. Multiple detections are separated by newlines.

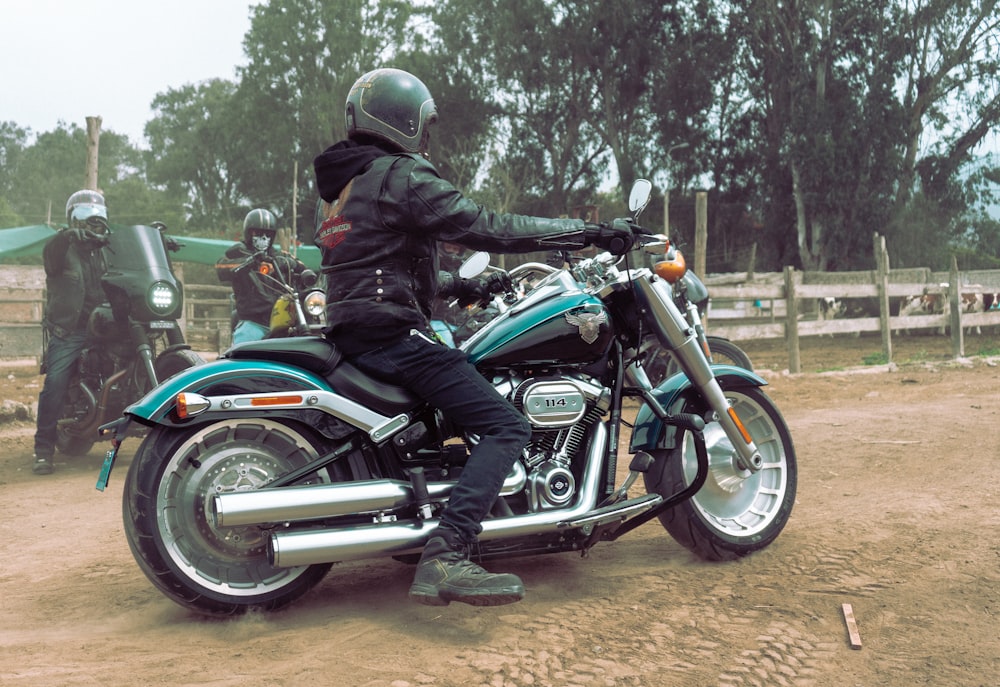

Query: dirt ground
left=1, top=332, right=998, bottom=687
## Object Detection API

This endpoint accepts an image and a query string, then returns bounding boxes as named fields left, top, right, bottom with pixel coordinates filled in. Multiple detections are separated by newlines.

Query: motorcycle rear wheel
left=643, top=386, right=796, bottom=561
left=123, top=418, right=336, bottom=615
left=55, top=381, right=97, bottom=456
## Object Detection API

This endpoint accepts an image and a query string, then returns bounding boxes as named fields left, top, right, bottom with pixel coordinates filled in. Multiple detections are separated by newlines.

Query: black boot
left=409, top=529, right=525, bottom=607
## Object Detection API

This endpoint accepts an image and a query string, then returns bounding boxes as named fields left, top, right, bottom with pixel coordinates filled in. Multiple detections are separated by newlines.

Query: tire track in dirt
left=491, top=529, right=910, bottom=686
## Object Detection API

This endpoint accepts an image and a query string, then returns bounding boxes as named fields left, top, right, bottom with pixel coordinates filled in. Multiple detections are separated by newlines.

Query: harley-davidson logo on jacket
left=317, top=215, right=352, bottom=251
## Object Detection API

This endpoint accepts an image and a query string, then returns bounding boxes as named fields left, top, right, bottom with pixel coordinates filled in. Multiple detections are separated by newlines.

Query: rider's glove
left=456, top=277, right=491, bottom=308
left=584, top=219, right=642, bottom=256
left=64, top=227, right=109, bottom=246
left=482, top=271, right=513, bottom=296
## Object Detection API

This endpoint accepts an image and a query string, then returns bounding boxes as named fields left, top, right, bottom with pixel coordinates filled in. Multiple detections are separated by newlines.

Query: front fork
left=634, top=277, right=763, bottom=473
left=130, top=321, right=159, bottom=388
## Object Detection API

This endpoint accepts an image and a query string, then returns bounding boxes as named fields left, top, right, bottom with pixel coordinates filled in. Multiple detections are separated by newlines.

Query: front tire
left=644, top=387, right=796, bottom=560
left=646, top=336, right=753, bottom=386
left=122, top=418, right=335, bottom=615
left=154, top=347, right=204, bottom=384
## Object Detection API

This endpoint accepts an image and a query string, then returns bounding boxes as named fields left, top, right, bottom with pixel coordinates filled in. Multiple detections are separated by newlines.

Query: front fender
left=125, top=359, right=331, bottom=426
left=629, top=365, right=768, bottom=452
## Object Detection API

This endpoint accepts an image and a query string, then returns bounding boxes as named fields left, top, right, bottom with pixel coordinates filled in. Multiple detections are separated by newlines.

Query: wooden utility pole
left=694, top=191, right=707, bottom=278
left=291, top=160, right=298, bottom=257
left=84, top=117, right=102, bottom=190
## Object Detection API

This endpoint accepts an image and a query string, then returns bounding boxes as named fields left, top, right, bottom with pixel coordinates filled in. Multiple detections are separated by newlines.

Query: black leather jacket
left=216, top=243, right=307, bottom=326
left=42, top=230, right=107, bottom=337
left=316, top=151, right=589, bottom=354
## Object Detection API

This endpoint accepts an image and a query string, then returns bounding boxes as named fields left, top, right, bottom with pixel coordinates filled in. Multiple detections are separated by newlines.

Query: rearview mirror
left=459, top=251, right=491, bottom=279
left=629, top=179, right=652, bottom=216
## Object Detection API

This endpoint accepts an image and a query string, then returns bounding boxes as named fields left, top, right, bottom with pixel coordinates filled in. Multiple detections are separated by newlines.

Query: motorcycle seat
left=225, top=336, right=420, bottom=415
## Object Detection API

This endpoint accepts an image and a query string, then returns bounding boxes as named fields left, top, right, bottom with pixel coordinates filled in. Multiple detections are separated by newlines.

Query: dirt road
left=1, top=334, right=998, bottom=686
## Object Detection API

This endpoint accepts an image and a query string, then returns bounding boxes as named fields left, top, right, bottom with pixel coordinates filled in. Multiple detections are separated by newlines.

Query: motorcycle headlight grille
left=148, top=281, right=178, bottom=316
left=304, top=290, right=326, bottom=317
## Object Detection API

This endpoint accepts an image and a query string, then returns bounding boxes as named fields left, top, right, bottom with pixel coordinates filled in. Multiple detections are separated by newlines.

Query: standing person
left=32, top=190, right=110, bottom=475
left=215, top=209, right=307, bottom=344
left=312, top=67, right=639, bottom=606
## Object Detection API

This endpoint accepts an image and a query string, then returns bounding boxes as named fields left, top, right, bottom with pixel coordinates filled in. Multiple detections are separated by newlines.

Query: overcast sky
left=0, top=0, right=256, bottom=146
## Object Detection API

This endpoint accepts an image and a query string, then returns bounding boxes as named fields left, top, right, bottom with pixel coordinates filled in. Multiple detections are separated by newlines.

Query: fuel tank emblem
left=565, top=310, right=607, bottom=344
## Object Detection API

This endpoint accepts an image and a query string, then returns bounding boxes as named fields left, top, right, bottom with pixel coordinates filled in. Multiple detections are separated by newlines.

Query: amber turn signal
left=653, top=250, right=687, bottom=283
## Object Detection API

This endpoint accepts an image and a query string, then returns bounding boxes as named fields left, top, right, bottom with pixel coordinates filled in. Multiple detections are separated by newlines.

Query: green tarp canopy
left=0, top=224, right=321, bottom=270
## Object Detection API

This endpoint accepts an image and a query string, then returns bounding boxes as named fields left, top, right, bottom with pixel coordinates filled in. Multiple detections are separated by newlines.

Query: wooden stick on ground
left=842, top=603, right=863, bottom=650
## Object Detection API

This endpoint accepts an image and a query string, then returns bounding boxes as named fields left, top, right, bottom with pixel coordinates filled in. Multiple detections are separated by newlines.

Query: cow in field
left=897, top=288, right=986, bottom=335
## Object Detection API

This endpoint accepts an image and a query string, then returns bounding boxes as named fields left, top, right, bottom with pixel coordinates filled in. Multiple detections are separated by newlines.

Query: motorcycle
left=54, top=221, right=204, bottom=456
left=227, top=252, right=327, bottom=340
left=97, top=180, right=797, bottom=616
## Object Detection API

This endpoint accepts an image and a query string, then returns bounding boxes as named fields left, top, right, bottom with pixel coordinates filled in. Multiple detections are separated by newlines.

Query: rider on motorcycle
left=312, top=67, right=640, bottom=606
left=215, top=209, right=308, bottom=344
left=32, top=190, right=110, bottom=475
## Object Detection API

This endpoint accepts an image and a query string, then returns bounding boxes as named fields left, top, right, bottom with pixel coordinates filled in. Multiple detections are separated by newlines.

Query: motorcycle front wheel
left=643, top=386, right=796, bottom=561
left=153, top=347, right=204, bottom=384
left=123, top=418, right=337, bottom=615
left=646, top=335, right=753, bottom=387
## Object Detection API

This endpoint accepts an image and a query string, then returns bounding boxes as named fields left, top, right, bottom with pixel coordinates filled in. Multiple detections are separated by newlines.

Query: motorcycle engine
left=500, top=374, right=612, bottom=511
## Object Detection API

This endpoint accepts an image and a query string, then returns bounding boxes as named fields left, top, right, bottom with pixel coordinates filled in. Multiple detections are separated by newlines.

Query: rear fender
left=629, top=365, right=768, bottom=452
left=126, top=359, right=328, bottom=422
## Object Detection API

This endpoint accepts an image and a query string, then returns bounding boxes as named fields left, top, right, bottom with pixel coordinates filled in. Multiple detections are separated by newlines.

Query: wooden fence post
left=695, top=192, right=707, bottom=279
left=874, top=233, right=892, bottom=363
left=784, top=265, right=800, bottom=373
left=949, top=256, right=964, bottom=358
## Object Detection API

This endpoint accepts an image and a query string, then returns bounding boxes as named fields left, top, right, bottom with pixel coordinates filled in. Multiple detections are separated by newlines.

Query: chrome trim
left=269, top=422, right=609, bottom=567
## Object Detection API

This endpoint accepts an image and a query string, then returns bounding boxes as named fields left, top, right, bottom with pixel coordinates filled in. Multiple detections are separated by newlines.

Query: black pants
left=350, top=331, right=531, bottom=543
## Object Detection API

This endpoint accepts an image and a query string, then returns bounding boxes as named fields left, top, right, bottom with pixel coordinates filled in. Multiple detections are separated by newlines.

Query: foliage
left=3, top=0, right=1000, bottom=273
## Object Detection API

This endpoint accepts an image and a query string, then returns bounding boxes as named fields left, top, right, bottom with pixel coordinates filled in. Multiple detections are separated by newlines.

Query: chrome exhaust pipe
left=215, top=462, right=527, bottom=527
left=270, top=424, right=609, bottom=567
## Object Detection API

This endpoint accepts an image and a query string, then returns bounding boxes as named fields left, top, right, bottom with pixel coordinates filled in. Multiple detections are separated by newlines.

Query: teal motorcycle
left=98, top=181, right=796, bottom=616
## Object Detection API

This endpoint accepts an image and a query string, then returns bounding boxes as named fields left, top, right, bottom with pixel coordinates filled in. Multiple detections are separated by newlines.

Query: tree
left=233, top=0, right=424, bottom=237
left=145, top=79, right=245, bottom=233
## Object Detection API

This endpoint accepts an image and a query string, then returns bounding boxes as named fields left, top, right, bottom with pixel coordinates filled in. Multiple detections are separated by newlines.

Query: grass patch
left=862, top=352, right=887, bottom=365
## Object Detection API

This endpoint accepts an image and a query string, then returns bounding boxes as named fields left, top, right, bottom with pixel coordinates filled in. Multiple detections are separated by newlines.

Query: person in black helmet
left=215, top=209, right=308, bottom=344
left=312, top=67, right=641, bottom=607
left=31, top=190, right=110, bottom=475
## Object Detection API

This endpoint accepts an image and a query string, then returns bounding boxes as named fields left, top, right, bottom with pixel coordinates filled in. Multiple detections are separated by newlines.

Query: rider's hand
left=65, top=227, right=109, bottom=246
left=456, top=277, right=491, bottom=308
left=584, top=220, right=642, bottom=255
left=483, top=271, right=513, bottom=295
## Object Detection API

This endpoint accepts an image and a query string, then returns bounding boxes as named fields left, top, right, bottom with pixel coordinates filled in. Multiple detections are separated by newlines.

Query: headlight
left=148, top=281, right=178, bottom=316
left=303, top=290, right=326, bottom=317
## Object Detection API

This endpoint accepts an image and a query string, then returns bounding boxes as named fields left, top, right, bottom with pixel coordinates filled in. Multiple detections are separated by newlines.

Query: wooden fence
left=3, top=256, right=1000, bottom=372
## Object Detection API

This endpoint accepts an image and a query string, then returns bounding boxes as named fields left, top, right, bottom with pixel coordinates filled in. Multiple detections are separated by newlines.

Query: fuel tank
left=463, top=273, right=613, bottom=367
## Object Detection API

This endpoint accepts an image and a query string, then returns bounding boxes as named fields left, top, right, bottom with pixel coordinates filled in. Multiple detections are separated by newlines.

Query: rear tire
left=643, top=387, right=796, bottom=560
left=55, top=379, right=96, bottom=456
left=122, top=418, right=336, bottom=615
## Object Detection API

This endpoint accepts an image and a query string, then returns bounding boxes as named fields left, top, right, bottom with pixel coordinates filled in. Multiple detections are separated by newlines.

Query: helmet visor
left=70, top=203, right=108, bottom=229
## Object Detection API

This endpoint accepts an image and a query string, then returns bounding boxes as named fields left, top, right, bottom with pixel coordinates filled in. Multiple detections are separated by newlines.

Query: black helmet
left=65, top=189, right=107, bottom=226
left=243, top=208, right=278, bottom=251
left=345, top=68, right=438, bottom=153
